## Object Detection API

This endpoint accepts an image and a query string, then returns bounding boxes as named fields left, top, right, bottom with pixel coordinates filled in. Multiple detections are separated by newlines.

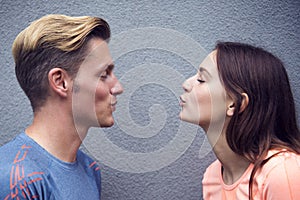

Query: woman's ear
left=239, top=93, right=249, bottom=113
left=48, top=68, right=70, bottom=97
left=226, top=93, right=249, bottom=116
left=226, top=102, right=235, bottom=116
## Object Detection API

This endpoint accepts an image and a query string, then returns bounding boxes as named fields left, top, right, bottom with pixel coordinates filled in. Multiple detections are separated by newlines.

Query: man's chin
left=98, top=119, right=115, bottom=128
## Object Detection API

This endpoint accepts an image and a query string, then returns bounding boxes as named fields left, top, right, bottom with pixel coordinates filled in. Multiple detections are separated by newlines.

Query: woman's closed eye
left=197, top=78, right=205, bottom=83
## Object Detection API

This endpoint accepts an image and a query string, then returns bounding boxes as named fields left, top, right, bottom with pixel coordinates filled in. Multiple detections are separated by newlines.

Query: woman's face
left=179, top=50, right=228, bottom=131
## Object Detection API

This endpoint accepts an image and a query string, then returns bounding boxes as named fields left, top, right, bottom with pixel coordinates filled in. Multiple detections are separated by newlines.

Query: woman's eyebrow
left=199, top=67, right=212, bottom=77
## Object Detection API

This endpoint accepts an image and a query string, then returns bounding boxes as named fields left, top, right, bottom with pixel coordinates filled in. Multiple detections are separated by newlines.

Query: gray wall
left=0, top=0, right=299, bottom=199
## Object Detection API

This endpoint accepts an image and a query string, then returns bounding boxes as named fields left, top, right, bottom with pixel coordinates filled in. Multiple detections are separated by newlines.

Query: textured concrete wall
left=0, top=0, right=299, bottom=199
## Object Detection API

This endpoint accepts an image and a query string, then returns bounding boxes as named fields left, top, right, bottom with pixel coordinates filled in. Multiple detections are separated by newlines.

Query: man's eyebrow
left=199, top=67, right=212, bottom=77
left=100, top=63, right=114, bottom=71
left=107, top=63, right=114, bottom=71
left=96, top=63, right=114, bottom=74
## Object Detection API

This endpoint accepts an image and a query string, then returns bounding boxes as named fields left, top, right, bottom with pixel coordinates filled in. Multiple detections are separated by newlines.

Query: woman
left=180, top=42, right=300, bottom=199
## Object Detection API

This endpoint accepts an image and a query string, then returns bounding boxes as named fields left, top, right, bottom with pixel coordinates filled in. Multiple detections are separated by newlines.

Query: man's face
left=72, top=38, right=123, bottom=128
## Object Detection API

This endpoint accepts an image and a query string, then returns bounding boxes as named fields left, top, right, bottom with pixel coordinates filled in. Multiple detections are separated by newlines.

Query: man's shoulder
left=0, top=132, right=50, bottom=172
left=0, top=133, right=56, bottom=199
left=77, top=149, right=101, bottom=175
left=0, top=134, right=20, bottom=151
left=0, top=133, right=27, bottom=164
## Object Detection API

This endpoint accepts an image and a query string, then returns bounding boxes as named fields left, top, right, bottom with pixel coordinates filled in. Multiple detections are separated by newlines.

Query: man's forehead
left=83, top=39, right=113, bottom=65
left=86, top=39, right=110, bottom=57
left=77, top=44, right=113, bottom=74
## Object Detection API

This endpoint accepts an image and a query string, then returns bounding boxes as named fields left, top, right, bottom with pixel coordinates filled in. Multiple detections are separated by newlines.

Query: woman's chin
left=180, top=113, right=199, bottom=125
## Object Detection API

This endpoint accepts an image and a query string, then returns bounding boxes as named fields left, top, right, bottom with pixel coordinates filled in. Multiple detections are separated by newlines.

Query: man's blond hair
left=12, top=14, right=110, bottom=111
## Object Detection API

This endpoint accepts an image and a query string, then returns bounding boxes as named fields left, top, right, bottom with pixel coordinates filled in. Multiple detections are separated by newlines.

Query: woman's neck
left=210, top=130, right=251, bottom=185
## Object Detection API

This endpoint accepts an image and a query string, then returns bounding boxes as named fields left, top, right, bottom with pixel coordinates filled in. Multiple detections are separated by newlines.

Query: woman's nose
left=182, top=77, right=193, bottom=92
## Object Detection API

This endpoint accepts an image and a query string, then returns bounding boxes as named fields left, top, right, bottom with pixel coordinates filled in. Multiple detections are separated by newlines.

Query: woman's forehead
left=199, top=50, right=217, bottom=74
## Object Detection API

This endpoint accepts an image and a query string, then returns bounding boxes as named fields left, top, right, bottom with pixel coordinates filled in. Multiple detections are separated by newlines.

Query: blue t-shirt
left=0, top=133, right=101, bottom=199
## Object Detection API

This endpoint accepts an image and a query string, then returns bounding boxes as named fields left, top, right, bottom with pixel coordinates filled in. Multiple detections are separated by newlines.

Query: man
left=0, top=14, right=123, bottom=199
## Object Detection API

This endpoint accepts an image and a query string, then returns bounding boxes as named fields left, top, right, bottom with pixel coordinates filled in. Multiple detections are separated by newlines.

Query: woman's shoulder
left=202, top=159, right=222, bottom=189
left=205, top=160, right=221, bottom=173
left=203, top=160, right=221, bottom=181
left=256, top=150, right=299, bottom=182
left=262, top=150, right=300, bottom=172
left=256, top=150, right=300, bottom=199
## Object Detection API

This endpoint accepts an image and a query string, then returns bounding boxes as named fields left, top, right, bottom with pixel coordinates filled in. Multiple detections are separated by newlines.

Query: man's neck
left=25, top=107, right=88, bottom=163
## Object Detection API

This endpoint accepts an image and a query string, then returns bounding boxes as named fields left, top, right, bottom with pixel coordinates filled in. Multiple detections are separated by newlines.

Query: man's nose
left=111, top=79, right=124, bottom=95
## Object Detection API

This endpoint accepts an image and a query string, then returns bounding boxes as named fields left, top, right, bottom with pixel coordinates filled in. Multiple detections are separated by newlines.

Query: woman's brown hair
left=215, top=42, right=300, bottom=199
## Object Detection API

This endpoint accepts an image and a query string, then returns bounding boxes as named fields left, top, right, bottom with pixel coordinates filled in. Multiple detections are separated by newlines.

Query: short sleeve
left=262, top=153, right=300, bottom=200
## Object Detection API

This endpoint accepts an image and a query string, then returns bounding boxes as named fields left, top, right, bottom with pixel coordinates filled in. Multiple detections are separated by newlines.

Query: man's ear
left=226, top=93, right=249, bottom=116
left=48, top=68, right=70, bottom=97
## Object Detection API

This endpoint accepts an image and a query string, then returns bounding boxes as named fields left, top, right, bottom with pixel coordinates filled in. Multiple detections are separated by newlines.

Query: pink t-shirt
left=202, top=150, right=300, bottom=200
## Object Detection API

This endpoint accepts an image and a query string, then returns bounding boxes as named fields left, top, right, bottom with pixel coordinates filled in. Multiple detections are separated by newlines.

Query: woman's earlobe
left=226, top=103, right=235, bottom=116
left=226, top=93, right=249, bottom=116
